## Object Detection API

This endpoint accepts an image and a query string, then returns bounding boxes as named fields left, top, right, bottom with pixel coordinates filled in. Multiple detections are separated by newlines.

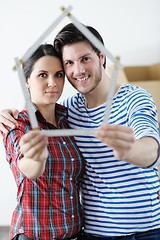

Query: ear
left=26, top=78, right=30, bottom=88
left=99, top=53, right=105, bottom=66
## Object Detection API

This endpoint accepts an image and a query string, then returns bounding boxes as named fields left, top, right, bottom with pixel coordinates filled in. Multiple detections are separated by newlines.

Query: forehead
left=33, top=55, right=62, bottom=70
left=62, top=41, right=94, bottom=61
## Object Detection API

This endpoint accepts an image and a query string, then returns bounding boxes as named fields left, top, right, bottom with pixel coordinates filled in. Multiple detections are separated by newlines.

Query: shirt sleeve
left=2, top=121, right=27, bottom=186
left=127, top=87, right=160, bottom=168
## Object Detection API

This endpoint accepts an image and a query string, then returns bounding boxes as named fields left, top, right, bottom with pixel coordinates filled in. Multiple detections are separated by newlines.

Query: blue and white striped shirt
left=62, top=84, right=160, bottom=236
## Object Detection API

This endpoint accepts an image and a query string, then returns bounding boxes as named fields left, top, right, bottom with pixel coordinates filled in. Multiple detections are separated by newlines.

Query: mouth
left=75, top=75, right=90, bottom=83
left=45, top=91, right=58, bottom=96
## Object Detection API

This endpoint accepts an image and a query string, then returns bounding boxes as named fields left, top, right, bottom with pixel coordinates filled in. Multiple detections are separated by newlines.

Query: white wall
left=0, top=0, right=160, bottom=226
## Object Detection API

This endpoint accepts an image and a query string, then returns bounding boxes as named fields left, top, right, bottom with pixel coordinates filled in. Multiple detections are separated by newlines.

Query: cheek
left=64, top=67, right=71, bottom=78
left=30, top=83, right=44, bottom=96
left=57, top=79, right=65, bottom=90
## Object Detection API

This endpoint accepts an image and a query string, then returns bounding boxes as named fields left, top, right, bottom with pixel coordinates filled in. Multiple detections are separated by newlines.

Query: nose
left=47, top=76, right=56, bottom=87
left=74, top=62, right=85, bottom=76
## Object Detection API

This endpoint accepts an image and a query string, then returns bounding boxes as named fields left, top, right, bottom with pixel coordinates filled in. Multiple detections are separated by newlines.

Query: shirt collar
left=30, top=103, right=68, bottom=123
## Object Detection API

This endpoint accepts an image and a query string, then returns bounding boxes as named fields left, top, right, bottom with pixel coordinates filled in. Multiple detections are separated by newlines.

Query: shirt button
left=71, top=158, right=74, bottom=161
left=63, top=141, right=66, bottom=145
left=19, top=229, right=24, bottom=233
left=71, top=215, right=74, bottom=218
left=70, top=177, right=73, bottom=181
left=70, top=196, right=73, bottom=199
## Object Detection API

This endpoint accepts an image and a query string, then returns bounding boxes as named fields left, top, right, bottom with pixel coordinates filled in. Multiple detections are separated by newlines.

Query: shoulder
left=118, top=84, right=150, bottom=95
left=117, top=84, right=154, bottom=102
left=55, top=103, right=68, bottom=117
left=61, top=92, right=84, bottom=108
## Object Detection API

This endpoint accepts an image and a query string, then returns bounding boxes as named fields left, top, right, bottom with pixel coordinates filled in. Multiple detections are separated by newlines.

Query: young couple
left=1, top=23, right=160, bottom=240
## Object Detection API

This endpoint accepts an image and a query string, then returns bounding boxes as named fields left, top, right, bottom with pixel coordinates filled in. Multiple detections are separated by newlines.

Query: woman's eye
left=56, top=72, right=64, bottom=78
left=39, top=73, right=47, bottom=78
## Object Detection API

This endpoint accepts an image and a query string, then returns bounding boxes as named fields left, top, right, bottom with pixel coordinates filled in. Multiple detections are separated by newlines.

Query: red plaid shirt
left=3, top=103, right=84, bottom=240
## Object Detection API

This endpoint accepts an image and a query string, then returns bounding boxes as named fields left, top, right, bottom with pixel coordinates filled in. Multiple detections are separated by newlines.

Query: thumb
left=11, top=108, right=19, bottom=119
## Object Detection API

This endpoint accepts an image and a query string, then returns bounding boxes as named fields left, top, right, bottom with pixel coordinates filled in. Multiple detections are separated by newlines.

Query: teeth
left=77, top=76, right=88, bottom=81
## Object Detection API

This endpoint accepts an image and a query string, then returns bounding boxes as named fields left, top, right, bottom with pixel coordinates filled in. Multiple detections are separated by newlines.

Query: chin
left=79, top=86, right=96, bottom=95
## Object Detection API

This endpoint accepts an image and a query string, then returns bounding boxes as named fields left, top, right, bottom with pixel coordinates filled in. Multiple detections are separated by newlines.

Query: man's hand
left=158, top=190, right=160, bottom=200
left=95, top=123, right=135, bottom=161
left=0, top=108, right=19, bottom=135
left=95, top=123, right=158, bottom=168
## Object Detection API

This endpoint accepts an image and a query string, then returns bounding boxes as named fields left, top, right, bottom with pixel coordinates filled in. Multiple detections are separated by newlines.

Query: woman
left=2, top=44, right=84, bottom=240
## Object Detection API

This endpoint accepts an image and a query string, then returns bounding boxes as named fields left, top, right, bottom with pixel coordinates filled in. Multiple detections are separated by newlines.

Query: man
left=1, top=23, right=160, bottom=239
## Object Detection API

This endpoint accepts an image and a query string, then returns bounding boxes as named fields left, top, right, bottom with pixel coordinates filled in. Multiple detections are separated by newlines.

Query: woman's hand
left=20, top=130, right=48, bottom=162
left=19, top=130, right=48, bottom=178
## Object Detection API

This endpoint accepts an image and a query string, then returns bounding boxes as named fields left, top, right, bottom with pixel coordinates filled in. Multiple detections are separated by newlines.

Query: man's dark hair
left=54, top=23, right=106, bottom=68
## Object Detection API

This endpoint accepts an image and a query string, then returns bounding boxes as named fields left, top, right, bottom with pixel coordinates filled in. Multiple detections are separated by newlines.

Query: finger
left=20, top=131, right=47, bottom=157
left=23, top=131, right=47, bottom=146
left=97, top=124, right=134, bottom=139
left=22, top=133, right=47, bottom=152
left=107, top=130, right=134, bottom=145
left=11, top=108, right=19, bottom=119
left=21, top=137, right=47, bottom=159
left=0, top=109, right=19, bottom=128
left=99, top=123, right=134, bottom=134
left=109, top=138, right=134, bottom=150
left=96, top=125, right=135, bottom=149
left=101, top=133, right=134, bottom=149
left=0, top=122, right=9, bottom=134
left=20, top=130, right=41, bottom=144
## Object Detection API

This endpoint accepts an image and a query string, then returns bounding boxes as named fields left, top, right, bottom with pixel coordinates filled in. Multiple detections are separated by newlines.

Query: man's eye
left=64, top=61, right=72, bottom=66
left=82, top=57, right=89, bottom=62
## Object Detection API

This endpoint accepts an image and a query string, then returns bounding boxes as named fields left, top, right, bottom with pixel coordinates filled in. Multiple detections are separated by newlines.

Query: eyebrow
left=37, top=69, right=64, bottom=73
left=37, top=70, right=48, bottom=73
left=63, top=53, right=91, bottom=62
left=80, top=53, right=91, bottom=59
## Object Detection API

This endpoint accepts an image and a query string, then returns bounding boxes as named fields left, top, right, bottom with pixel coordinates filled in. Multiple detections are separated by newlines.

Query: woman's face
left=26, top=55, right=65, bottom=107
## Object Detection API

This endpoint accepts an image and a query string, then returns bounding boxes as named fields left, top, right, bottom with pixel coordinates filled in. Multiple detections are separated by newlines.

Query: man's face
left=61, top=41, right=105, bottom=95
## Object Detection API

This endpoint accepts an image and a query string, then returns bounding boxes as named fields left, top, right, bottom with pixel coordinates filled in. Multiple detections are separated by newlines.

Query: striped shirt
left=62, top=84, right=160, bottom=237
left=2, top=103, right=84, bottom=240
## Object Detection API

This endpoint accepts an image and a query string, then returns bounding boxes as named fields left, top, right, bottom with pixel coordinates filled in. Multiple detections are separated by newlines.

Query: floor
left=0, top=226, right=10, bottom=240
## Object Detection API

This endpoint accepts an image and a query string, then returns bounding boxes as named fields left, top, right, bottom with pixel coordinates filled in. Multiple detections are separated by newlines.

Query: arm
left=95, top=123, right=159, bottom=168
left=0, top=109, right=19, bottom=134
left=19, top=130, right=48, bottom=179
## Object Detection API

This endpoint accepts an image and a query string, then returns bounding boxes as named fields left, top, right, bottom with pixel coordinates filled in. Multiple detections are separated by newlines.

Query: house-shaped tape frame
left=14, top=5, right=122, bottom=137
